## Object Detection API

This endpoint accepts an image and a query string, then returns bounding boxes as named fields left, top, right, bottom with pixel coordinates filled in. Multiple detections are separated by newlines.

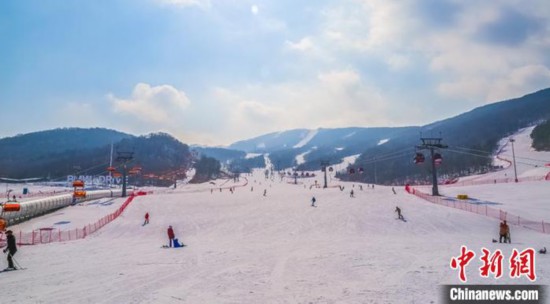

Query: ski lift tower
left=116, top=151, right=134, bottom=197
left=416, top=137, right=448, bottom=196
left=509, top=138, right=519, bottom=183
left=320, top=160, right=329, bottom=188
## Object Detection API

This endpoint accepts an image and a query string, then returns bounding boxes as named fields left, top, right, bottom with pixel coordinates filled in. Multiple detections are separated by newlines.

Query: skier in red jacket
left=143, top=212, right=149, bottom=226
left=167, top=225, right=175, bottom=247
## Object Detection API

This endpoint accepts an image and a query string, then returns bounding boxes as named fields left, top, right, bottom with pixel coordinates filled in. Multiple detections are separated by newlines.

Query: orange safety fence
left=442, top=175, right=548, bottom=187
left=409, top=187, right=550, bottom=234
left=0, top=191, right=148, bottom=246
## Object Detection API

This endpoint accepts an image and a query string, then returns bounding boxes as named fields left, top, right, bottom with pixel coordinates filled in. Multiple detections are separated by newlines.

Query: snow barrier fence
left=410, top=188, right=550, bottom=234
left=0, top=191, right=147, bottom=246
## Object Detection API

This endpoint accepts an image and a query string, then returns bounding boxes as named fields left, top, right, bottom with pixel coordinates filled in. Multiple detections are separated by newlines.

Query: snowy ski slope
left=0, top=128, right=549, bottom=303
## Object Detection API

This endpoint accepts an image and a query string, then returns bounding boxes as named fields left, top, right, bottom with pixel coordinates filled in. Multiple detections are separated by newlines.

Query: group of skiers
left=167, top=225, right=184, bottom=248
left=1, top=177, right=541, bottom=271
left=142, top=213, right=184, bottom=248
left=66, top=207, right=527, bottom=253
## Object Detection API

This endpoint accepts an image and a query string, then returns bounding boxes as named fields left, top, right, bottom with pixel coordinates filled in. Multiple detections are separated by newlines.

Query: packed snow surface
left=460, top=126, right=550, bottom=183
left=343, top=131, right=356, bottom=139
left=245, top=153, right=262, bottom=159
left=1, top=170, right=548, bottom=303
left=377, top=138, right=390, bottom=146
left=295, top=151, right=311, bottom=165
left=1, top=127, right=549, bottom=303
left=293, top=129, right=318, bottom=149
left=341, top=154, right=361, bottom=166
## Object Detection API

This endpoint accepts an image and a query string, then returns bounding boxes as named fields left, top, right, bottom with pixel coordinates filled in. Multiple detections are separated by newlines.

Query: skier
left=395, top=206, right=404, bottom=220
left=2, top=230, right=17, bottom=270
left=350, top=190, right=354, bottom=198
left=539, top=247, right=547, bottom=254
left=311, top=196, right=316, bottom=207
left=499, top=221, right=510, bottom=243
left=143, top=212, right=149, bottom=225
left=392, top=187, right=396, bottom=195
left=263, top=189, right=267, bottom=197
left=167, top=225, right=175, bottom=247
left=173, top=238, right=185, bottom=248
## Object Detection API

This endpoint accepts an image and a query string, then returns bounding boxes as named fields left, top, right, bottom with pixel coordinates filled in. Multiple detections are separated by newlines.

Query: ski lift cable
left=450, top=146, right=494, bottom=154
left=361, top=147, right=416, bottom=161
left=452, top=145, right=550, bottom=163
left=48, top=161, right=112, bottom=182
left=360, top=150, right=414, bottom=164
left=447, top=149, right=543, bottom=168
left=365, top=150, right=413, bottom=162
left=513, top=160, right=544, bottom=167
left=446, top=148, right=491, bottom=157
left=337, top=147, right=413, bottom=167
left=504, top=155, right=550, bottom=162
left=445, top=148, right=493, bottom=159
left=77, top=162, right=114, bottom=174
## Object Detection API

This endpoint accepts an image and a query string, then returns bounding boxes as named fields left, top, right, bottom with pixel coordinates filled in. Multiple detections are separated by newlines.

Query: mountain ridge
left=2, top=88, right=549, bottom=184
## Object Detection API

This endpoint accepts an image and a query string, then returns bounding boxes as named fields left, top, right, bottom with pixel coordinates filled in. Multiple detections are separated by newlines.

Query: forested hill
left=0, top=128, right=131, bottom=154
left=0, top=128, right=193, bottom=181
left=346, top=87, right=550, bottom=184
left=531, top=120, right=550, bottom=151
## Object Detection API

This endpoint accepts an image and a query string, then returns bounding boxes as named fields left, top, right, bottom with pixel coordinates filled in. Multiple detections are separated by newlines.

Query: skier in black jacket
left=3, top=230, right=17, bottom=270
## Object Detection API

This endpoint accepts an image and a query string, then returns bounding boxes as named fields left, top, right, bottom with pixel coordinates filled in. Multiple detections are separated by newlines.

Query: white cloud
left=208, top=68, right=396, bottom=143
left=109, top=83, right=191, bottom=125
left=182, top=0, right=548, bottom=145
left=237, top=100, right=281, bottom=124
left=251, top=5, right=259, bottom=15
left=486, top=65, right=550, bottom=102
left=156, top=0, right=210, bottom=9
left=317, top=69, right=360, bottom=87
left=386, top=53, right=411, bottom=70
left=285, top=37, right=314, bottom=52
left=213, top=87, right=282, bottom=125
left=310, top=0, right=550, bottom=105
left=58, top=102, right=105, bottom=128
left=320, top=0, right=417, bottom=52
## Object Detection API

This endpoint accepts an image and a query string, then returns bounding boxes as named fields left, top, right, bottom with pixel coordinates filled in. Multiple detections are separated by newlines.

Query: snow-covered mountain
left=225, top=88, right=550, bottom=182
left=228, top=127, right=415, bottom=154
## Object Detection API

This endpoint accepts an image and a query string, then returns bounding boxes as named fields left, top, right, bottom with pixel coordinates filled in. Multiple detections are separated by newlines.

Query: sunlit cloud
left=109, top=83, right=191, bottom=125
left=2, top=0, right=549, bottom=144
left=251, top=5, right=259, bottom=15
left=206, top=68, right=397, bottom=144
left=156, top=0, right=211, bottom=9
left=312, top=0, right=550, bottom=104
left=284, top=37, right=314, bottom=52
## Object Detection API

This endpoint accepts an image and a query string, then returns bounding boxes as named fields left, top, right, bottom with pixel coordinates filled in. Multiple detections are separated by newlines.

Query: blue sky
left=1, top=0, right=549, bottom=145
